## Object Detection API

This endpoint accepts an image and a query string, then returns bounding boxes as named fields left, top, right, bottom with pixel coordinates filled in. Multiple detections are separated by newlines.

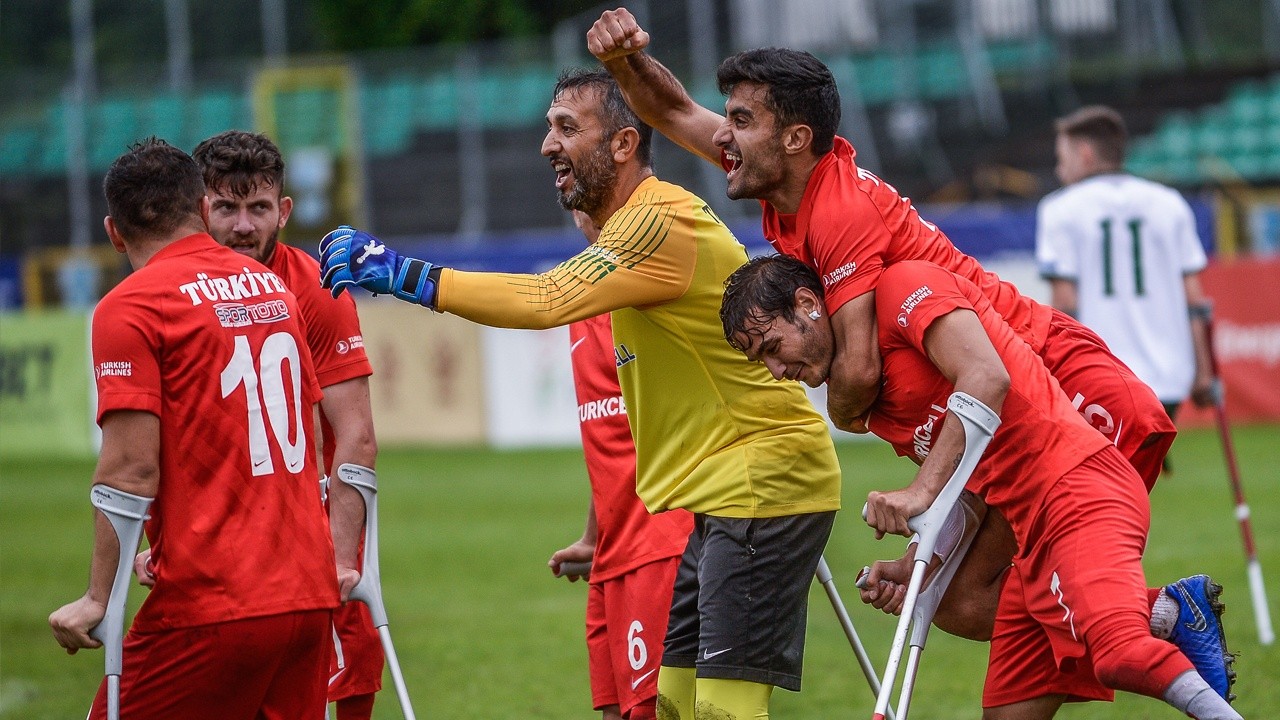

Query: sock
left=1163, top=670, right=1242, bottom=720
left=656, top=666, right=695, bottom=720
left=1149, top=589, right=1178, bottom=640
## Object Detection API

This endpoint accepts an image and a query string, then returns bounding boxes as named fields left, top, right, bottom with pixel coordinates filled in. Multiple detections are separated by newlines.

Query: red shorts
left=89, top=609, right=331, bottom=720
left=587, top=557, right=681, bottom=717
left=328, top=601, right=384, bottom=701
left=984, top=448, right=1152, bottom=708
left=1039, top=316, right=1176, bottom=491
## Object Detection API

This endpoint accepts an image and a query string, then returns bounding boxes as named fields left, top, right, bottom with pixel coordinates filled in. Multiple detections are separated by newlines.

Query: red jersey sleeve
left=92, top=292, right=162, bottom=422
left=875, top=261, right=971, bottom=352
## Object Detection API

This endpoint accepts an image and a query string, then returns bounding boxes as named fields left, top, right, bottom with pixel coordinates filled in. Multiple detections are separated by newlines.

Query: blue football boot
left=1166, top=575, right=1237, bottom=702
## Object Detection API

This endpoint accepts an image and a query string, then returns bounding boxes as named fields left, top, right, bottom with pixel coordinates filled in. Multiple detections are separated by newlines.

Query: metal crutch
left=336, top=464, right=418, bottom=720
left=87, top=484, right=155, bottom=720
left=867, top=392, right=1001, bottom=720
left=815, top=555, right=897, bottom=720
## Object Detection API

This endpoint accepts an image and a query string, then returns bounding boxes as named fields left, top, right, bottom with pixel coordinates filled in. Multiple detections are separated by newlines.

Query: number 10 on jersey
left=220, top=332, right=308, bottom=476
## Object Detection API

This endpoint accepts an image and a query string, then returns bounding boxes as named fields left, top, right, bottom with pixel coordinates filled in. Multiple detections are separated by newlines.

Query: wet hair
left=1055, top=105, right=1128, bottom=167
left=553, top=68, right=654, bottom=167
left=192, top=130, right=286, bottom=198
left=103, top=137, right=206, bottom=241
left=721, top=254, right=824, bottom=350
left=716, top=48, right=841, bottom=155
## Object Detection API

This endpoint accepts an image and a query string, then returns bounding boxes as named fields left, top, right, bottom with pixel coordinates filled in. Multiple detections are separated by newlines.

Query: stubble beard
left=557, top=144, right=618, bottom=218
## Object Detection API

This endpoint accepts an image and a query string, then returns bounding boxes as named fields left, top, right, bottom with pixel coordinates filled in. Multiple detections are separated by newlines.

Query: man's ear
left=198, top=195, right=212, bottom=232
left=278, top=195, right=293, bottom=229
left=781, top=124, right=814, bottom=157
left=612, top=127, right=641, bottom=163
left=103, top=217, right=127, bottom=253
left=795, top=286, right=823, bottom=316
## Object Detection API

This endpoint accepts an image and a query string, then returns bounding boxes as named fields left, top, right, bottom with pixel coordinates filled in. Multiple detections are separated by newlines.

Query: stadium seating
left=1126, top=74, right=1280, bottom=184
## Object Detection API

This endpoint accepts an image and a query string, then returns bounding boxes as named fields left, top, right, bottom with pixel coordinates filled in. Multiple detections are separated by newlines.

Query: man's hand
left=587, top=8, right=650, bottom=62
left=1191, top=374, right=1220, bottom=408
left=49, top=595, right=107, bottom=655
left=319, top=226, right=438, bottom=307
left=133, top=548, right=156, bottom=588
left=337, top=565, right=361, bottom=603
left=858, top=555, right=913, bottom=615
left=548, top=540, right=595, bottom=582
left=865, top=486, right=932, bottom=539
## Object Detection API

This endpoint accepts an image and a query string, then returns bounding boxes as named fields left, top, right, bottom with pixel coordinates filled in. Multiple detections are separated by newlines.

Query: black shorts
left=662, top=511, right=836, bottom=691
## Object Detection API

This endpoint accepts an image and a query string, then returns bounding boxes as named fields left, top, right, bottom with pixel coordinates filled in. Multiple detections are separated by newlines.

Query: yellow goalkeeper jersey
left=436, top=176, right=840, bottom=517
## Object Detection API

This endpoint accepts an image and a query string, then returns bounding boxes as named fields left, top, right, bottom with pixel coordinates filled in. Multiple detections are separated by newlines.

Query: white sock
left=1150, top=589, right=1178, bottom=640
left=1163, top=670, right=1241, bottom=720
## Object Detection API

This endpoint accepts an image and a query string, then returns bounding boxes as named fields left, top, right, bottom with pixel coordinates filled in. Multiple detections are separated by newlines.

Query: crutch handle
left=555, top=561, right=592, bottom=578
left=336, top=464, right=388, bottom=628
left=87, top=485, right=153, bottom=672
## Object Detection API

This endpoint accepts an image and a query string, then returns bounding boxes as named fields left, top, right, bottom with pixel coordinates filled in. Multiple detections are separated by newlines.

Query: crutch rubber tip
left=855, top=566, right=871, bottom=589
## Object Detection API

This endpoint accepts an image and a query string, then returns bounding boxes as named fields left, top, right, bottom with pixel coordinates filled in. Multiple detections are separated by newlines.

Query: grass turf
left=2, top=425, right=1277, bottom=718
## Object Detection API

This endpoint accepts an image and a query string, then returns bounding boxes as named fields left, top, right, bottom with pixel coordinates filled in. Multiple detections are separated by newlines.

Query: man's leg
left=658, top=521, right=702, bottom=720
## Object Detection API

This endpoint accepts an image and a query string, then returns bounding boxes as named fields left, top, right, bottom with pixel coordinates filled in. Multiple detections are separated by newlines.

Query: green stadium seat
left=190, top=90, right=246, bottom=144
left=89, top=97, right=143, bottom=170
left=1155, top=112, right=1195, bottom=159
left=140, top=92, right=186, bottom=147
left=1194, top=110, right=1231, bottom=159
left=853, top=54, right=899, bottom=106
left=419, top=75, right=458, bottom=129
left=918, top=46, right=966, bottom=100
left=361, top=79, right=417, bottom=155
left=0, top=126, right=40, bottom=174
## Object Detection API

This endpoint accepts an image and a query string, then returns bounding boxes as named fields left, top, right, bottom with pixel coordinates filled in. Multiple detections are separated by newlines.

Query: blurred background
left=1, top=0, right=1279, bottom=452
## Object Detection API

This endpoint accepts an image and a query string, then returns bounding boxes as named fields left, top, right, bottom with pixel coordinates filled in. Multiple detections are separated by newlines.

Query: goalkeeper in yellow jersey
left=319, top=69, right=841, bottom=720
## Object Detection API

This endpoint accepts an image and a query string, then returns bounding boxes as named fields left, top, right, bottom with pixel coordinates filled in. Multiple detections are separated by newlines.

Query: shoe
left=1166, top=575, right=1237, bottom=702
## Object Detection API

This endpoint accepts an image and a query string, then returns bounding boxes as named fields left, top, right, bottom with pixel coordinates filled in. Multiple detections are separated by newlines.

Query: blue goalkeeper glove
left=319, top=226, right=438, bottom=308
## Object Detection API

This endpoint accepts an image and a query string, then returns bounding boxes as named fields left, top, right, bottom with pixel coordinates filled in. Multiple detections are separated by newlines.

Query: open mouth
left=552, top=158, right=573, bottom=191
left=724, top=149, right=743, bottom=182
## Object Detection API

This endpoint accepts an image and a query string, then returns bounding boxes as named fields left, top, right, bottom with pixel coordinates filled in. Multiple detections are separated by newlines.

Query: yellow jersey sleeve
left=435, top=188, right=695, bottom=329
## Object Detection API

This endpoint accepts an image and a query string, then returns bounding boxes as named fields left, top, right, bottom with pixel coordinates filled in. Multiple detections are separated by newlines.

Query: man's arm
left=1184, top=273, right=1216, bottom=407
left=864, top=310, right=1008, bottom=537
left=319, top=376, right=378, bottom=598
left=50, top=410, right=160, bottom=653
left=1048, top=277, right=1078, bottom=316
left=825, top=291, right=881, bottom=432
left=587, top=8, right=724, bottom=165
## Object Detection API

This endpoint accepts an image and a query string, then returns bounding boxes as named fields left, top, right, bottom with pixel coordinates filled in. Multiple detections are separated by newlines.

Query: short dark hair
left=192, top=130, right=286, bottom=198
left=721, top=254, right=824, bottom=350
left=716, top=48, right=841, bottom=156
left=1056, top=105, right=1128, bottom=167
left=553, top=68, right=654, bottom=167
left=103, top=137, right=206, bottom=241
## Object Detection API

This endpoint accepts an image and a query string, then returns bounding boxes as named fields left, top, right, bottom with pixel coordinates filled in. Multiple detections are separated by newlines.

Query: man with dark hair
left=718, top=254, right=1242, bottom=720
left=49, top=138, right=340, bottom=719
left=189, top=130, right=384, bottom=720
left=1037, top=106, right=1216, bottom=440
left=317, top=68, right=842, bottom=719
left=586, top=6, right=1234, bottom=709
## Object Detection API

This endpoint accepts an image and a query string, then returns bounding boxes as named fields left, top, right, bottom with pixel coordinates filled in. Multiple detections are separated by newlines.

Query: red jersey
left=865, top=261, right=1111, bottom=540
left=92, top=233, right=338, bottom=632
left=569, top=315, right=692, bottom=582
left=267, top=243, right=372, bottom=473
left=751, top=137, right=1053, bottom=352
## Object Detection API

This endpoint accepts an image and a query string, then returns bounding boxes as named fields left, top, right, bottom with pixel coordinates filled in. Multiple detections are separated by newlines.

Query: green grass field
left=2, top=425, right=1278, bottom=718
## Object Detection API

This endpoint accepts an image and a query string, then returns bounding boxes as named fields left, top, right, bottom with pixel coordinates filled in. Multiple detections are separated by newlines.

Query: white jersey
left=1036, top=173, right=1207, bottom=403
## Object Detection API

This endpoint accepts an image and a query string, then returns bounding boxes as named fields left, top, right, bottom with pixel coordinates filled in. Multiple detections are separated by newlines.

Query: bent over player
left=192, top=130, right=384, bottom=720
left=721, top=254, right=1240, bottom=720
left=319, top=69, right=842, bottom=719
left=48, top=139, right=339, bottom=719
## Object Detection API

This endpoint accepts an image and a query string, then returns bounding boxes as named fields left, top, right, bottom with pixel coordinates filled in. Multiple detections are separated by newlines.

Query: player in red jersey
left=49, top=138, right=340, bottom=719
left=720, top=254, right=1241, bottom=720
left=551, top=310, right=693, bottom=720
left=586, top=7, right=1189, bottom=647
left=191, top=130, right=385, bottom=720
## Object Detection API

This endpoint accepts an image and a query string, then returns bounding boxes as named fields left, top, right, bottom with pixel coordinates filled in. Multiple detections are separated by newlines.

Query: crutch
left=87, top=484, right=155, bottom=720
left=336, top=464, right=418, bottom=720
left=1203, top=318, right=1275, bottom=645
left=815, top=555, right=895, bottom=719
left=865, top=392, right=1001, bottom=720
